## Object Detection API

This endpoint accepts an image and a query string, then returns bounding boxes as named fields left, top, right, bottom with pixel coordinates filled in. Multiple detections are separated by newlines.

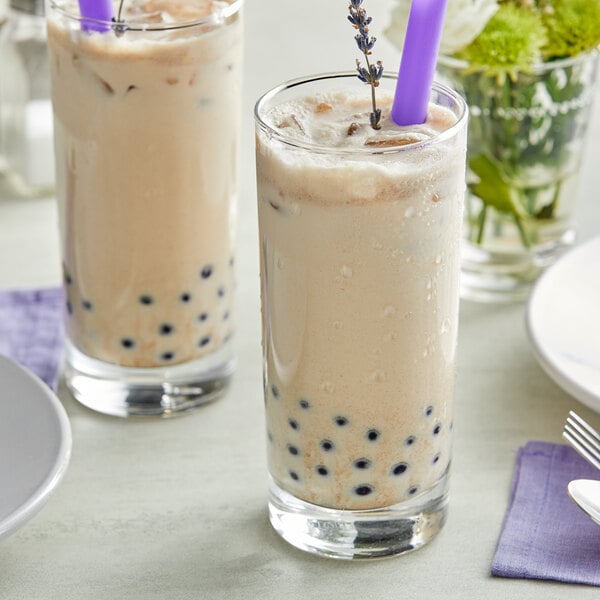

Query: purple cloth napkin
left=492, top=441, right=600, bottom=586
left=0, top=287, right=64, bottom=391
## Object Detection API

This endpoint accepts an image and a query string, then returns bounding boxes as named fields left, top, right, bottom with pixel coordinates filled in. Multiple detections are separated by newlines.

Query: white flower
left=385, top=0, right=500, bottom=55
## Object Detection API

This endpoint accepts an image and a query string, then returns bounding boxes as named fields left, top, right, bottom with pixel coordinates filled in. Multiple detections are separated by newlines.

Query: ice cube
left=275, top=114, right=306, bottom=135
left=347, top=122, right=359, bottom=136
left=95, top=75, right=114, bottom=95
left=314, top=102, right=333, bottom=114
left=364, top=135, right=421, bottom=148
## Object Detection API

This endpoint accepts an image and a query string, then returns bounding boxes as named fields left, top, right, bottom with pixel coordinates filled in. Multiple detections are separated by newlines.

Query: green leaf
left=469, top=154, right=524, bottom=218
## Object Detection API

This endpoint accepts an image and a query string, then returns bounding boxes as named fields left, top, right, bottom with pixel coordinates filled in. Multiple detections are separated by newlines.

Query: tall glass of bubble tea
left=255, top=73, right=467, bottom=558
left=46, top=0, right=243, bottom=417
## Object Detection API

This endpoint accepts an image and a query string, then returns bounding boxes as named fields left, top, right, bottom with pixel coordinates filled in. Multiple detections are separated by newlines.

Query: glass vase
left=437, top=51, right=599, bottom=302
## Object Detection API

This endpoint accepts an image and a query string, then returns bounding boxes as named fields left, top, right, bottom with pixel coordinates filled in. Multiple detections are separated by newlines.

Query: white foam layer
left=265, top=92, right=456, bottom=150
left=257, top=93, right=463, bottom=206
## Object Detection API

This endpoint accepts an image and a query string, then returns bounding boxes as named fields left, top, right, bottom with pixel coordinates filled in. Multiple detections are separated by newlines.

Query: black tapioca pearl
left=201, top=265, right=213, bottom=279
left=161, top=352, right=175, bottom=361
left=432, top=453, right=441, bottom=464
left=425, top=405, right=434, bottom=417
left=433, top=423, right=442, bottom=436
left=354, top=458, right=371, bottom=470
left=391, top=462, right=408, bottom=476
left=159, top=323, right=174, bottom=335
left=199, top=336, right=211, bottom=347
left=354, top=485, right=374, bottom=497
left=287, top=444, right=299, bottom=456
left=81, top=300, right=93, bottom=311
left=139, top=295, right=154, bottom=305
left=267, top=431, right=273, bottom=443
left=217, top=286, right=226, bottom=298
left=66, top=300, right=73, bottom=315
left=64, top=272, right=73, bottom=285
left=366, top=429, right=380, bottom=442
left=198, top=312, right=208, bottom=322
left=405, top=436, right=416, bottom=446
left=288, top=418, right=299, bottom=431
left=299, top=399, right=310, bottom=410
left=121, top=338, right=135, bottom=349
left=289, top=470, right=299, bottom=481
left=408, top=486, right=419, bottom=496
left=271, top=385, right=280, bottom=399
left=222, top=311, right=230, bottom=321
left=316, top=466, right=329, bottom=476
left=321, top=440, right=334, bottom=452
left=180, top=292, right=192, bottom=303
left=334, top=416, right=349, bottom=427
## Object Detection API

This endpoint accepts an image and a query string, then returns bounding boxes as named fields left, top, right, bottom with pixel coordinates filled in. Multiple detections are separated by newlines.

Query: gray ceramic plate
left=0, top=356, right=71, bottom=541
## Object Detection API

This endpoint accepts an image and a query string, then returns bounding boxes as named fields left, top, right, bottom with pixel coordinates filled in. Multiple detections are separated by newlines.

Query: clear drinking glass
left=46, top=0, right=243, bottom=417
left=437, top=51, right=600, bottom=302
left=255, top=73, right=468, bottom=559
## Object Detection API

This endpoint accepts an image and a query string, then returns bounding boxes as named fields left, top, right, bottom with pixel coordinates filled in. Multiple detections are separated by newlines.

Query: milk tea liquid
left=256, top=89, right=466, bottom=510
left=47, top=0, right=242, bottom=368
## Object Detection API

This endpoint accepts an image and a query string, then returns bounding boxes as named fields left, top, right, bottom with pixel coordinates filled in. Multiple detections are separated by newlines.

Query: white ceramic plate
left=526, top=236, right=600, bottom=413
left=0, top=356, right=71, bottom=541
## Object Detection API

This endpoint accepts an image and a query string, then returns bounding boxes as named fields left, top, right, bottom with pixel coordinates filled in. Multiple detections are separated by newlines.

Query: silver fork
left=563, top=411, right=600, bottom=471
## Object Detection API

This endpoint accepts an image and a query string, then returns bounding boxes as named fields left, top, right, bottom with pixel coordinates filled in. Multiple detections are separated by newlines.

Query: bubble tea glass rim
left=254, top=72, right=468, bottom=155
left=47, top=0, right=243, bottom=30
left=255, top=73, right=467, bottom=559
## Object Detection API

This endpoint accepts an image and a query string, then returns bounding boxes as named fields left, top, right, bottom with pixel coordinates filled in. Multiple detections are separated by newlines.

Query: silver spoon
left=567, top=479, right=600, bottom=526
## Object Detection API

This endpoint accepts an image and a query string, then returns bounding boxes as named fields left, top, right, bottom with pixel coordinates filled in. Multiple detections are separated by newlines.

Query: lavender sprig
left=348, top=0, right=384, bottom=130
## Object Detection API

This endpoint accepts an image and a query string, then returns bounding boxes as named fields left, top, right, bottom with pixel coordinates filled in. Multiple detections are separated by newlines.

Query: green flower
left=542, top=0, right=600, bottom=60
left=457, top=4, right=546, bottom=79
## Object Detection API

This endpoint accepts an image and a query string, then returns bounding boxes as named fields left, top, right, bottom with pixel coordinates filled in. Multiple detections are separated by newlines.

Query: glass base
left=460, top=230, right=575, bottom=303
left=268, top=472, right=449, bottom=560
left=63, top=341, right=235, bottom=418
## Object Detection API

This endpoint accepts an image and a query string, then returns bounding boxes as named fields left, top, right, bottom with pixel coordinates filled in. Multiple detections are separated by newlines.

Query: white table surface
left=1, top=2, right=600, bottom=598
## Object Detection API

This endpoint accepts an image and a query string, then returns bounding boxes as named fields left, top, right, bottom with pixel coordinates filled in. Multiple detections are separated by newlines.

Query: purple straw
left=78, top=0, right=114, bottom=33
left=391, top=0, right=448, bottom=126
